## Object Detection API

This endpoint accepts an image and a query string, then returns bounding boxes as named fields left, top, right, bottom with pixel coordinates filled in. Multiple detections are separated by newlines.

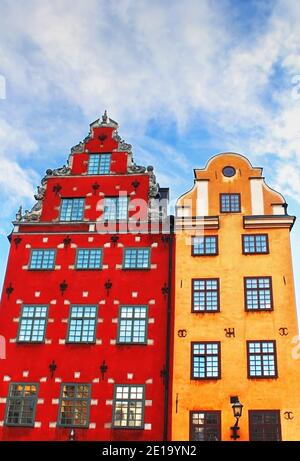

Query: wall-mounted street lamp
left=230, top=396, right=243, bottom=440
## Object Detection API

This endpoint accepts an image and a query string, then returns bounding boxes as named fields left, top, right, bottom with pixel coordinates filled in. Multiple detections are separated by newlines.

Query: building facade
left=0, top=113, right=173, bottom=441
left=172, top=153, right=300, bottom=441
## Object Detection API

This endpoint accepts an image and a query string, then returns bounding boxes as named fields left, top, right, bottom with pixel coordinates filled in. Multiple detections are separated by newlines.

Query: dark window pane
left=190, top=411, right=221, bottom=441
left=249, top=411, right=281, bottom=441
left=5, top=384, right=38, bottom=427
left=58, top=384, right=90, bottom=427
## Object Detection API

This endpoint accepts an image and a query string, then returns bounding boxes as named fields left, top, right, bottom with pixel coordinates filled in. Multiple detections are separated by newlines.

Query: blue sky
left=0, top=0, right=299, bottom=317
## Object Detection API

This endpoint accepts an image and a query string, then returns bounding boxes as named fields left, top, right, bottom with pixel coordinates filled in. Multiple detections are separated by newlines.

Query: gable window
left=58, top=384, right=91, bottom=427
left=245, top=277, right=273, bottom=311
left=117, top=306, right=148, bottom=344
left=88, top=153, right=111, bottom=175
left=123, top=248, right=150, bottom=269
left=220, top=193, right=241, bottom=213
left=75, top=249, right=103, bottom=269
left=60, top=198, right=85, bottom=221
left=67, top=305, right=97, bottom=343
left=190, top=411, right=221, bottom=441
left=247, top=341, right=277, bottom=378
left=29, top=249, right=56, bottom=270
left=17, top=305, right=48, bottom=343
left=192, top=236, right=218, bottom=256
left=249, top=410, right=281, bottom=441
left=192, top=279, right=220, bottom=312
left=243, top=234, right=269, bottom=254
left=113, top=385, right=145, bottom=429
left=5, top=383, right=38, bottom=427
left=103, top=196, right=128, bottom=221
left=191, top=342, right=221, bottom=379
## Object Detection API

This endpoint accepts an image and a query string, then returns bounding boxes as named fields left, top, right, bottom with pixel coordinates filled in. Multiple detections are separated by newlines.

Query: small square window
left=75, top=249, right=103, bottom=269
left=192, top=236, right=218, bottom=256
left=60, top=198, right=85, bottom=221
left=243, top=235, right=268, bottom=254
left=88, top=154, right=111, bottom=174
left=220, top=194, right=241, bottom=213
left=123, top=248, right=150, bottom=269
left=29, top=250, right=56, bottom=270
left=103, top=197, right=128, bottom=221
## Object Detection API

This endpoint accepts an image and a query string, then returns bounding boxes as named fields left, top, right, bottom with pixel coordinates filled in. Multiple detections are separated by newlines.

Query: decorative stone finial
left=102, top=110, right=108, bottom=124
left=16, top=206, right=22, bottom=222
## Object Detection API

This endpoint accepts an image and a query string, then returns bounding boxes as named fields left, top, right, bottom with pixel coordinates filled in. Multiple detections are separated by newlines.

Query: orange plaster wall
left=172, top=153, right=300, bottom=441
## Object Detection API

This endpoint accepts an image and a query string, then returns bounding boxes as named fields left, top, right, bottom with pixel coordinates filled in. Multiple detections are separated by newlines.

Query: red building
left=0, top=112, right=174, bottom=441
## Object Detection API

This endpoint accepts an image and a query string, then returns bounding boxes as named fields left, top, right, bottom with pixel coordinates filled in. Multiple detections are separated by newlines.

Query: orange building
left=172, top=152, right=300, bottom=441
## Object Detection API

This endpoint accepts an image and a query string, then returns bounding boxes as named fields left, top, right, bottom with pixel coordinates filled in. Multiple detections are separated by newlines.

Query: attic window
left=222, top=166, right=236, bottom=177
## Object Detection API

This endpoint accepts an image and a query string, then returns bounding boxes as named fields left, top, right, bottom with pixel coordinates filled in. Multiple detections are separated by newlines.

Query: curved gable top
left=176, top=152, right=291, bottom=222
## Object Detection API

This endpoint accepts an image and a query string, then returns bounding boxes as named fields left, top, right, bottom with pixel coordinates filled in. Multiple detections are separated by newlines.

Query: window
left=220, top=193, right=241, bottom=213
left=17, top=305, right=48, bottom=343
left=192, top=236, right=218, bottom=256
left=113, top=385, right=144, bottom=429
left=123, top=248, right=150, bottom=269
left=117, top=306, right=148, bottom=344
left=29, top=249, right=55, bottom=270
left=88, top=153, right=111, bottom=174
left=191, top=342, right=221, bottom=379
left=67, top=305, right=97, bottom=343
left=192, top=279, right=219, bottom=312
left=60, top=198, right=85, bottom=221
left=222, top=166, right=236, bottom=177
left=247, top=341, right=277, bottom=378
left=58, top=384, right=91, bottom=427
left=103, top=197, right=128, bottom=221
left=243, top=234, right=269, bottom=254
left=245, top=277, right=273, bottom=311
left=249, top=410, right=281, bottom=441
left=5, top=383, right=38, bottom=427
left=75, top=249, right=103, bottom=269
left=190, top=411, right=221, bottom=441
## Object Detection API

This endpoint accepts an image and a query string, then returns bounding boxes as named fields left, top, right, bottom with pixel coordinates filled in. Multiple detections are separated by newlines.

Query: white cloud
left=0, top=0, right=300, bottom=206
left=0, top=118, right=38, bottom=226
